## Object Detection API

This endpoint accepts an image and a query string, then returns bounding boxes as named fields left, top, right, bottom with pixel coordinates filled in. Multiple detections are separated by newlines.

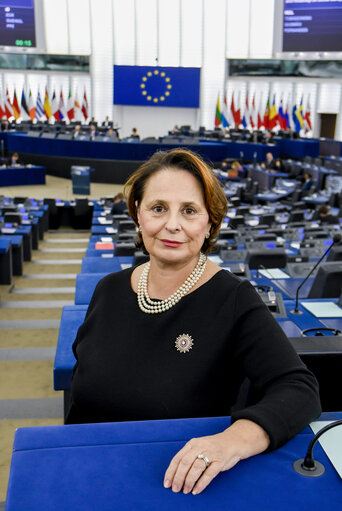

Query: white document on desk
left=310, top=421, right=342, bottom=478
left=301, top=301, right=342, bottom=318
left=259, top=268, right=290, bottom=279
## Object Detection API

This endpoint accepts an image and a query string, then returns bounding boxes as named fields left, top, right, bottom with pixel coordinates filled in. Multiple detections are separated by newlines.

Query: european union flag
left=113, top=65, right=200, bottom=108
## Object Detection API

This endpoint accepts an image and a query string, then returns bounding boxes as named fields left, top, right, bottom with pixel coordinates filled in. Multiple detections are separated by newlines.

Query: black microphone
left=293, top=419, right=342, bottom=477
left=290, top=233, right=342, bottom=315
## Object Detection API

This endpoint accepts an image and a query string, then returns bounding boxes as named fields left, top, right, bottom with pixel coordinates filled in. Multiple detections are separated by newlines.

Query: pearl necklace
left=137, top=253, right=207, bottom=314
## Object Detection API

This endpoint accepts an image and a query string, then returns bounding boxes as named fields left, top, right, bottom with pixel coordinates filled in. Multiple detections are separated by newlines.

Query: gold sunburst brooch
left=175, top=333, right=194, bottom=354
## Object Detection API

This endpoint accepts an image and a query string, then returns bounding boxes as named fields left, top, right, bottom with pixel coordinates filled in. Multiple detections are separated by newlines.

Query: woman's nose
left=165, top=211, right=181, bottom=232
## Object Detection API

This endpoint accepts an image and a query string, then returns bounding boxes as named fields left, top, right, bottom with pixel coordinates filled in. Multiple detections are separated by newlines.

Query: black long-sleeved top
left=66, top=268, right=321, bottom=450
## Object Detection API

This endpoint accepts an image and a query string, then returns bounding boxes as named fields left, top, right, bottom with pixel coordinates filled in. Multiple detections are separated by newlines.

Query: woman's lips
left=160, top=239, right=183, bottom=248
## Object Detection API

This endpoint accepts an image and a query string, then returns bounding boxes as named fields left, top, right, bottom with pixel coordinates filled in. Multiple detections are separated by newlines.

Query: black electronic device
left=253, top=285, right=287, bottom=318
left=291, top=234, right=342, bottom=314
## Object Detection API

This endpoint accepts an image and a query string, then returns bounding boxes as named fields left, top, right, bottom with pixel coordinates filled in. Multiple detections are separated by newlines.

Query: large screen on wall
left=0, top=0, right=36, bottom=48
left=283, top=0, right=342, bottom=52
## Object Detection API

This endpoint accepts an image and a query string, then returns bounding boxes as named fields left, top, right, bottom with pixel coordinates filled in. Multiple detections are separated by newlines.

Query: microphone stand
left=290, top=239, right=338, bottom=315
left=293, top=419, right=342, bottom=477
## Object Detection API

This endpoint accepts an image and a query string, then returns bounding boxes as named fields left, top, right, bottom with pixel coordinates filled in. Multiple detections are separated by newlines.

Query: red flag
left=230, top=93, right=237, bottom=125
left=5, top=87, right=13, bottom=119
left=81, top=89, right=89, bottom=120
left=250, top=94, right=256, bottom=129
left=51, top=91, right=61, bottom=121
left=12, top=89, right=21, bottom=120
left=304, top=96, right=312, bottom=131
left=235, top=92, right=242, bottom=126
left=264, top=97, right=270, bottom=130
left=67, top=88, right=74, bottom=120
left=257, top=112, right=264, bottom=130
left=0, top=90, right=5, bottom=119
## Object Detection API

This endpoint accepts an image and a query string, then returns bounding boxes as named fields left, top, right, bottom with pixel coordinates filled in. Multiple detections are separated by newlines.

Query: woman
left=66, top=148, right=321, bottom=495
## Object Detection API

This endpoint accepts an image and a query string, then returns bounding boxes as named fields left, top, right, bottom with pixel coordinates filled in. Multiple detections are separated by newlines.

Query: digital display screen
left=283, top=1, right=342, bottom=52
left=0, top=0, right=36, bottom=47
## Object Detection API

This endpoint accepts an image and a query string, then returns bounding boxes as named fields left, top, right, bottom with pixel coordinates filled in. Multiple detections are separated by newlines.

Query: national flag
left=230, top=93, right=237, bottom=125
left=43, top=87, right=52, bottom=119
left=0, top=90, right=5, bottom=119
left=12, top=88, right=20, bottom=120
left=221, top=93, right=229, bottom=128
left=28, top=89, right=36, bottom=120
left=67, top=88, right=74, bottom=120
left=5, top=87, right=13, bottom=119
left=235, top=91, right=242, bottom=126
left=296, top=96, right=304, bottom=129
left=214, top=92, right=222, bottom=127
left=74, top=90, right=82, bottom=121
left=292, top=104, right=301, bottom=132
left=20, top=89, right=30, bottom=120
left=36, top=90, right=45, bottom=120
left=58, top=90, right=67, bottom=120
left=242, top=93, right=249, bottom=129
left=278, top=98, right=285, bottom=130
left=250, top=94, right=256, bottom=129
left=51, top=90, right=60, bottom=121
left=81, top=89, right=89, bottom=120
left=304, top=96, right=312, bottom=131
left=269, top=95, right=278, bottom=130
left=263, top=97, right=270, bottom=129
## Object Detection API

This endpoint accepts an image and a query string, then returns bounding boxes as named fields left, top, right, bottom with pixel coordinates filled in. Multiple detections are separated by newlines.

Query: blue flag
left=113, top=65, right=200, bottom=108
left=292, top=105, right=301, bottom=132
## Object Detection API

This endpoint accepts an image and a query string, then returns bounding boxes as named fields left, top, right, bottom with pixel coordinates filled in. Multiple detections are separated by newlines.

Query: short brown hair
left=124, top=148, right=228, bottom=254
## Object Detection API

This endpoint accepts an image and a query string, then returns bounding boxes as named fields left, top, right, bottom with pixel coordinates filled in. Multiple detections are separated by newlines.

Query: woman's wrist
left=221, top=419, right=270, bottom=460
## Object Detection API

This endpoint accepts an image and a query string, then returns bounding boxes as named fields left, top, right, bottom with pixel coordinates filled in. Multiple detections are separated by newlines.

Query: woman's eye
left=152, top=205, right=165, bottom=213
left=183, top=207, right=196, bottom=215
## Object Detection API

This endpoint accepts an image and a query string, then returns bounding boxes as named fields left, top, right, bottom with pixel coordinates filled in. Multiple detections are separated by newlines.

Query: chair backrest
left=81, top=257, right=122, bottom=273
left=114, top=242, right=136, bottom=256
left=288, top=210, right=305, bottom=223
left=326, top=245, right=342, bottom=262
left=308, top=262, right=342, bottom=298
left=245, top=248, right=288, bottom=269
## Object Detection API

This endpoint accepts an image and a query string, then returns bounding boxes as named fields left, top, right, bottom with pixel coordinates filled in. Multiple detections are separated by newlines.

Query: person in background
left=72, top=124, right=82, bottom=139
left=66, top=148, right=320, bottom=496
left=260, top=152, right=276, bottom=171
left=274, top=158, right=285, bottom=173
left=301, top=172, right=313, bottom=191
left=317, top=205, right=338, bottom=225
left=110, top=192, right=127, bottom=214
left=7, top=152, right=21, bottom=167
left=130, top=127, right=140, bottom=140
left=102, top=116, right=113, bottom=127
left=89, top=124, right=97, bottom=141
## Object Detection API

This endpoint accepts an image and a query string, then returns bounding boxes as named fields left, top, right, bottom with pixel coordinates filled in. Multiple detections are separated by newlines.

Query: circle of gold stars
left=140, top=69, right=172, bottom=103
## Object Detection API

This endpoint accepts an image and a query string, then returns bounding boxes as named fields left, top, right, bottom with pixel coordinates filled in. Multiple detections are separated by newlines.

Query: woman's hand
left=163, top=419, right=270, bottom=495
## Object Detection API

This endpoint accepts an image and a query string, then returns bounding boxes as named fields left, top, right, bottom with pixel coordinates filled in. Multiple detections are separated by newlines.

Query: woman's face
left=137, top=168, right=210, bottom=266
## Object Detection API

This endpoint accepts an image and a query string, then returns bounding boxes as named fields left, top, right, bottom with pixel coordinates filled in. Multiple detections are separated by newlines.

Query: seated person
left=317, top=205, right=338, bottom=224
left=260, top=152, right=277, bottom=171
left=274, top=158, right=285, bottom=173
left=72, top=124, right=82, bottom=139
left=89, top=124, right=98, bottom=141
left=220, top=160, right=243, bottom=178
left=130, top=127, right=140, bottom=140
left=169, top=125, right=181, bottom=135
left=102, top=116, right=113, bottom=127
left=110, top=192, right=127, bottom=214
left=301, top=172, right=313, bottom=191
left=66, top=147, right=321, bottom=496
left=7, top=152, right=21, bottom=167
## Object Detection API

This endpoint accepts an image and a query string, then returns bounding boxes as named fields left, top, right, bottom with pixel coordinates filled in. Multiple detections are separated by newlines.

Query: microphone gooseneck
left=290, top=234, right=341, bottom=315
left=293, top=419, right=342, bottom=477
